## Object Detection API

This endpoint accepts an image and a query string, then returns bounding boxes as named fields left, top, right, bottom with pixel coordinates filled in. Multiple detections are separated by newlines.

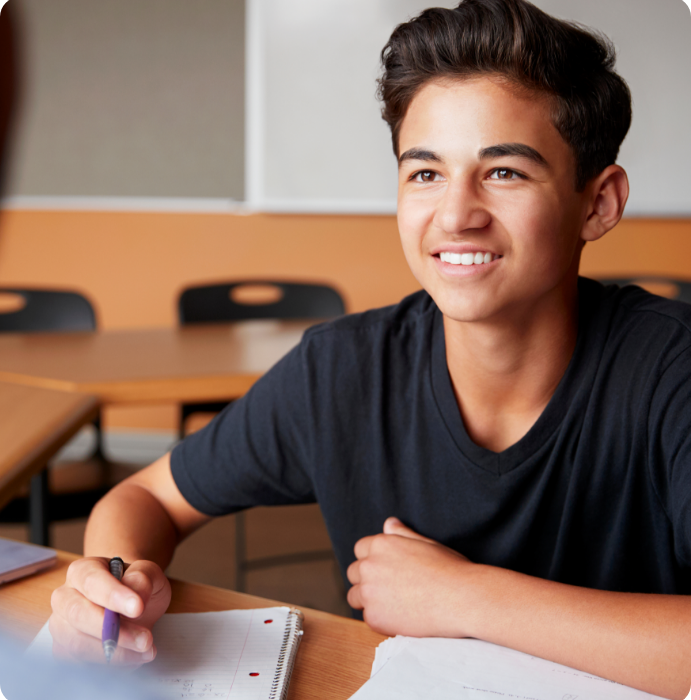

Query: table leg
left=29, top=468, right=50, bottom=546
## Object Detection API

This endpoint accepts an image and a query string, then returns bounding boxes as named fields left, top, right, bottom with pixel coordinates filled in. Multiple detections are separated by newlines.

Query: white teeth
left=439, top=251, right=463, bottom=265
left=439, top=251, right=497, bottom=266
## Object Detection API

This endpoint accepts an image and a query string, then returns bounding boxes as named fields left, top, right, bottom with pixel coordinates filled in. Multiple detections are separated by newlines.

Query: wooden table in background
left=0, top=320, right=314, bottom=404
left=0, top=551, right=385, bottom=700
left=0, top=382, right=98, bottom=510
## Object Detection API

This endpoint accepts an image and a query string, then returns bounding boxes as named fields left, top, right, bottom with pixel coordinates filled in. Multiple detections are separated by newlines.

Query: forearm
left=84, top=481, right=180, bottom=569
left=463, top=564, right=691, bottom=699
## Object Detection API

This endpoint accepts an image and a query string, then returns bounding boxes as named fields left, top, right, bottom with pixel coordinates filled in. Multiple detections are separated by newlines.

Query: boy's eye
left=489, top=168, right=524, bottom=180
left=412, top=170, right=441, bottom=183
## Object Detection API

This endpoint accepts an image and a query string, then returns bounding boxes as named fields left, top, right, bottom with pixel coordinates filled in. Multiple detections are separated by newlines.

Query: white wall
left=7, top=0, right=245, bottom=200
left=536, top=0, right=691, bottom=216
left=4, top=0, right=690, bottom=214
left=248, top=0, right=691, bottom=215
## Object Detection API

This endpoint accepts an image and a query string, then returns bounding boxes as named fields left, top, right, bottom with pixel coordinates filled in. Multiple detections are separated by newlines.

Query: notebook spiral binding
left=269, top=608, right=304, bottom=700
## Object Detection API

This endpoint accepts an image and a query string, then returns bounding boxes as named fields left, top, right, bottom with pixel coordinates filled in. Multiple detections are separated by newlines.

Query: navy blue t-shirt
left=171, top=277, right=691, bottom=595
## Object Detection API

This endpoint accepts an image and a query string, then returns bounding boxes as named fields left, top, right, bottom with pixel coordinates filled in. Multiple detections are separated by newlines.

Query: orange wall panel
left=0, top=210, right=419, bottom=330
left=580, top=218, right=691, bottom=279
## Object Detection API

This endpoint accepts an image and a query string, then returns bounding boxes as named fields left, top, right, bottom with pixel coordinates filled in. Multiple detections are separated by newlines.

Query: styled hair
left=378, top=0, right=632, bottom=190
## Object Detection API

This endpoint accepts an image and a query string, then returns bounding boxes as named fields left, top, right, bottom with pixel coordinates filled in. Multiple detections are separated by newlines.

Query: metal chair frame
left=0, top=287, right=111, bottom=545
left=595, top=276, right=691, bottom=304
left=177, top=280, right=346, bottom=592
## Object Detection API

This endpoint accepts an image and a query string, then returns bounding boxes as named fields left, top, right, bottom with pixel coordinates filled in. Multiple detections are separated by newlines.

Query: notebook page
left=139, top=607, right=291, bottom=699
left=371, top=636, right=409, bottom=676
left=352, top=637, right=665, bottom=700
left=24, top=621, right=53, bottom=658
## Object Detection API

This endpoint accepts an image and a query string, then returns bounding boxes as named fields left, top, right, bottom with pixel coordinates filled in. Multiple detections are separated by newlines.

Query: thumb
left=121, top=561, right=171, bottom=628
left=383, top=517, right=435, bottom=543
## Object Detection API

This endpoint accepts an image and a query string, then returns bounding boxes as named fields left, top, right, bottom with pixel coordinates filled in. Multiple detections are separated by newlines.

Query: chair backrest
left=178, top=281, right=346, bottom=324
left=596, top=277, right=691, bottom=305
left=0, top=288, right=96, bottom=333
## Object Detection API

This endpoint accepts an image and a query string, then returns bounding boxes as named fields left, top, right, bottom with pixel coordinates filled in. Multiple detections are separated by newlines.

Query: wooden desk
left=0, top=320, right=313, bottom=404
left=0, top=551, right=386, bottom=700
left=0, top=382, right=99, bottom=511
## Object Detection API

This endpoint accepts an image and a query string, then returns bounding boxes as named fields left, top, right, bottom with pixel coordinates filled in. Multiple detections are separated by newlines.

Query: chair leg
left=91, top=412, right=108, bottom=463
left=235, top=511, right=246, bottom=593
left=29, top=468, right=50, bottom=546
left=178, top=406, right=186, bottom=442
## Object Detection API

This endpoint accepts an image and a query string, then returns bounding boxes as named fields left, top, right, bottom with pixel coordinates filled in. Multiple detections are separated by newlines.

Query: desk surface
left=0, top=320, right=314, bottom=404
left=0, top=551, right=385, bottom=700
left=0, top=383, right=99, bottom=510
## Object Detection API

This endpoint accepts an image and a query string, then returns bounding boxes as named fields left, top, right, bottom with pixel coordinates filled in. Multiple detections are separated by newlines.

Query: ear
left=580, top=165, right=629, bottom=243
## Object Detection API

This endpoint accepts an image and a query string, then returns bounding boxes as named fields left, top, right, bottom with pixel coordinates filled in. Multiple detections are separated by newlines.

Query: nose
left=433, top=176, right=491, bottom=235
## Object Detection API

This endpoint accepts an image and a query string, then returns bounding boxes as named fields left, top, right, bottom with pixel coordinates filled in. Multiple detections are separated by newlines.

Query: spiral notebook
left=27, top=606, right=303, bottom=700
left=139, top=607, right=303, bottom=700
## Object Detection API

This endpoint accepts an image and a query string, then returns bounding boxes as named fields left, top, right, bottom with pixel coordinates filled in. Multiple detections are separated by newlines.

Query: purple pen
left=101, top=557, right=124, bottom=663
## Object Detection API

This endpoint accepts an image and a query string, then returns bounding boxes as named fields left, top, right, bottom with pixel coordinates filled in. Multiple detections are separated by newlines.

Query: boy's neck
left=443, top=287, right=579, bottom=453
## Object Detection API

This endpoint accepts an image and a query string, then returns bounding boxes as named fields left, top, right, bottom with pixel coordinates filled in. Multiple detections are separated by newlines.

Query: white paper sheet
left=351, top=636, right=665, bottom=700
left=28, top=607, right=295, bottom=699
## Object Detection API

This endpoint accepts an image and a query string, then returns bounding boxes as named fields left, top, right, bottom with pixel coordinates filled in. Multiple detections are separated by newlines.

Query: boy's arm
left=83, top=451, right=210, bottom=564
left=347, top=517, right=691, bottom=700
left=49, top=452, right=211, bottom=665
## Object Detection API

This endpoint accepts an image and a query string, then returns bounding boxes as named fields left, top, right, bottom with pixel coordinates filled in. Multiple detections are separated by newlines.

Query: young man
left=49, top=1, right=691, bottom=697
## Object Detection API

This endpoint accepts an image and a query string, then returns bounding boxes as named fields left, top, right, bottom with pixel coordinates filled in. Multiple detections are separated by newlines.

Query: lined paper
left=351, top=636, right=665, bottom=700
left=139, top=607, right=291, bottom=699
left=27, top=606, right=298, bottom=699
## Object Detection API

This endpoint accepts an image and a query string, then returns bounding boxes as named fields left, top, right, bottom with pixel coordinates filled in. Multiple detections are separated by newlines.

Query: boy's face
left=397, top=77, right=591, bottom=325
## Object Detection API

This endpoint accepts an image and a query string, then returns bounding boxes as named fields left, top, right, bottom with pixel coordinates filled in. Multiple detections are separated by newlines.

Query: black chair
left=177, top=280, right=346, bottom=438
left=0, top=288, right=96, bottom=333
left=0, top=288, right=113, bottom=545
left=596, top=276, right=691, bottom=304
left=177, top=280, right=346, bottom=592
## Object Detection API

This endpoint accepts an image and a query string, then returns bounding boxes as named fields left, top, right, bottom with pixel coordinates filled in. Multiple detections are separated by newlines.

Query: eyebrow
left=479, top=143, right=549, bottom=168
left=398, top=148, right=443, bottom=165
left=398, top=143, right=549, bottom=169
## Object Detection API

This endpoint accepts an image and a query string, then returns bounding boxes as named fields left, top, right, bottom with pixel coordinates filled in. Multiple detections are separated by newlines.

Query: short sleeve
left=170, top=340, right=317, bottom=516
left=649, top=345, right=691, bottom=567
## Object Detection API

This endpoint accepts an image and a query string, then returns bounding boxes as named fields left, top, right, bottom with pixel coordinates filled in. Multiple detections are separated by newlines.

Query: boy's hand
left=49, top=557, right=171, bottom=666
left=347, top=517, right=476, bottom=638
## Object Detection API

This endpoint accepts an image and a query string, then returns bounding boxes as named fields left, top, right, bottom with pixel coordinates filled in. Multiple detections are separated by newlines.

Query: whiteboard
left=246, top=0, right=691, bottom=215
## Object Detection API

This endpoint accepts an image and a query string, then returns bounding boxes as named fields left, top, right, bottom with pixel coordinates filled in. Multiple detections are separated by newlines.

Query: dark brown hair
left=378, top=0, right=632, bottom=190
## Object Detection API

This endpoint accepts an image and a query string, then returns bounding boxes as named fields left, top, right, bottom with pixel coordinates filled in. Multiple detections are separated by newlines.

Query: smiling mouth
left=438, top=251, right=502, bottom=266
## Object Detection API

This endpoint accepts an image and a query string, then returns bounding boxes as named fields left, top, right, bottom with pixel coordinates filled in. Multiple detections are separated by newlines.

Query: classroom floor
left=0, top=463, right=351, bottom=618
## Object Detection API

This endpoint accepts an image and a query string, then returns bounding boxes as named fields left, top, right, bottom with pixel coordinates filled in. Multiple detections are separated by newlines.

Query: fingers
left=353, top=519, right=435, bottom=561
left=49, top=615, right=156, bottom=666
left=65, top=558, right=143, bottom=618
left=51, top=586, right=153, bottom=654
left=346, top=581, right=363, bottom=610
left=382, top=517, right=435, bottom=543
left=346, top=559, right=360, bottom=585
left=346, top=557, right=365, bottom=609
left=349, top=521, right=439, bottom=619
left=51, top=557, right=172, bottom=666
left=353, top=535, right=375, bottom=560
left=121, top=560, right=172, bottom=628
